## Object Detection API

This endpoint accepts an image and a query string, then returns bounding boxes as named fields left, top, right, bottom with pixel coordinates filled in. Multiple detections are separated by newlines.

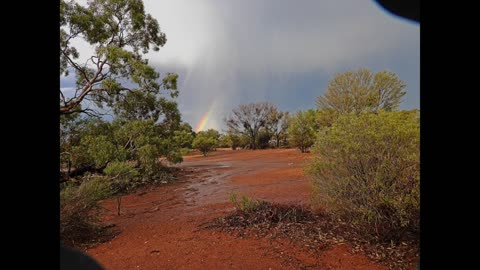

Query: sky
left=60, top=0, right=419, bottom=132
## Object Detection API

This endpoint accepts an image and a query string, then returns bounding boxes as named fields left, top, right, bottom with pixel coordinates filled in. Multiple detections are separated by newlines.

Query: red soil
left=87, top=149, right=386, bottom=270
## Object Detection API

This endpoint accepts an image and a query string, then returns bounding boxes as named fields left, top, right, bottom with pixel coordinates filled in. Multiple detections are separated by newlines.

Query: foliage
left=103, top=161, right=140, bottom=192
left=103, top=161, right=140, bottom=215
left=308, top=111, right=420, bottom=241
left=172, top=130, right=195, bottom=149
left=287, top=109, right=318, bottom=153
left=192, top=130, right=218, bottom=156
left=60, top=176, right=113, bottom=246
left=203, top=129, right=221, bottom=142
left=316, top=69, right=406, bottom=115
left=256, top=127, right=272, bottom=149
left=60, top=0, right=177, bottom=115
left=218, top=134, right=233, bottom=148
left=62, top=117, right=184, bottom=179
left=222, top=132, right=244, bottom=150
left=316, top=108, right=339, bottom=128
left=225, top=102, right=277, bottom=149
left=229, top=192, right=261, bottom=213
left=179, top=148, right=191, bottom=156
left=267, top=109, right=290, bottom=148
left=237, top=134, right=251, bottom=149
left=112, top=91, right=179, bottom=123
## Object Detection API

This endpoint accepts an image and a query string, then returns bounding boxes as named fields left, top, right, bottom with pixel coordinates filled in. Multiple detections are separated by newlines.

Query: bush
left=308, top=111, right=419, bottom=241
left=287, top=109, right=318, bottom=153
left=229, top=192, right=260, bottom=212
left=103, top=161, right=140, bottom=192
left=60, top=176, right=113, bottom=246
left=192, top=132, right=217, bottom=156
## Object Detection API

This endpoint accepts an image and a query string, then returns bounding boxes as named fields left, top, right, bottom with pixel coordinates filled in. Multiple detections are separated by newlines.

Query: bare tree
left=225, top=102, right=276, bottom=150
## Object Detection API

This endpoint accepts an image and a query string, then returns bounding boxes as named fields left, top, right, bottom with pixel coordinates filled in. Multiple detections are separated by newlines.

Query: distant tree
left=223, top=131, right=242, bottom=150
left=218, top=134, right=233, bottom=148
left=203, top=129, right=221, bottom=141
left=256, top=127, right=271, bottom=149
left=316, top=69, right=406, bottom=115
left=60, top=0, right=178, bottom=115
left=225, top=102, right=277, bottom=150
left=192, top=131, right=218, bottom=156
left=267, top=109, right=290, bottom=148
left=287, top=109, right=318, bottom=153
left=238, top=134, right=251, bottom=149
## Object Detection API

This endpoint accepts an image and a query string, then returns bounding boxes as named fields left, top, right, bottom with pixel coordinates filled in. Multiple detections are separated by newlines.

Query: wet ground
left=87, top=149, right=386, bottom=270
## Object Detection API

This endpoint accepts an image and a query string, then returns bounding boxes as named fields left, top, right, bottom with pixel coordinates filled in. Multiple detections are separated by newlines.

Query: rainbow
left=195, top=105, right=215, bottom=132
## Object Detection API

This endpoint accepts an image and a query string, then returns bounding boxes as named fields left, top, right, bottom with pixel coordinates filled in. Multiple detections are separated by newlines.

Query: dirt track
left=87, top=149, right=386, bottom=270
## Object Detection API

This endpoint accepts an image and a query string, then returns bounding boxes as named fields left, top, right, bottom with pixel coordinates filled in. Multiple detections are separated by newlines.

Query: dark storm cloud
left=62, top=0, right=419, bottom=130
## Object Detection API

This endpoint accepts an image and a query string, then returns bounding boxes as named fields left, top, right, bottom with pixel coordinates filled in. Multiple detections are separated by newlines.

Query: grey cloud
left=63, top=0, right=419, bottom=131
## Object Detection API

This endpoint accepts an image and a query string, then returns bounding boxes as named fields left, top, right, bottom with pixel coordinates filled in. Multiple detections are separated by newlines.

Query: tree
left=287, top=109, right=318, bottom=153
left=178, top=122, right=196, bottom=137
left=315, top=108, right=339, bottom=128
left=61, top=117, right=184, bottom=182
left=256, top=127, right=271, bottom=149
left=60, top=0, right=178, bottom=115
left=203, top=129, right=221, bottom=142
left=172, top=130, right=195, bottom=149
left=103, top=161, right=140, bottom=215
left=112, top=91, right=178, bottom=123
left=222, top=131, right=243, bottom=150
left=192, top=131, right=218, bottom=156
left=218, top=134, right=233, bottom=148
left=316, top=69, right=406, bottom=115
left=225, top=102, right=277, bottom=150
left=267, top=109, right=290, bottom=148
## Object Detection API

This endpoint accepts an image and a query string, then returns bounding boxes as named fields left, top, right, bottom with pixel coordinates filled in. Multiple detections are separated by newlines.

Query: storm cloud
left=62, top=0, right=419, bottom=131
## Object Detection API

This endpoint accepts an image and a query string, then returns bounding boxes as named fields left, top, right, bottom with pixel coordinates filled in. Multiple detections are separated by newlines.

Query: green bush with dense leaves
left=192, top=130, right=219, bottom=156
left=287, top=109, right=318, bottom=153
left=308, top=111, right=419, bottom=241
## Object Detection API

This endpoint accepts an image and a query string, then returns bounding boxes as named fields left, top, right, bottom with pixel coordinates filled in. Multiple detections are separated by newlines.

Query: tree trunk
left=117, top=196, right=122, bottom=216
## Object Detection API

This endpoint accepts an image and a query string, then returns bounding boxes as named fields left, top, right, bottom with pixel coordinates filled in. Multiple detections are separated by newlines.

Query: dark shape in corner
left=374, top=0, right=420, bottom=23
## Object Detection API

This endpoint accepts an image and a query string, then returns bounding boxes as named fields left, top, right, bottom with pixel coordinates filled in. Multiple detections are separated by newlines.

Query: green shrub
left=137, top=144, right=162, bottom=176
left=103, top=161, right=140, bottom=192
left=192, top=132, right=217, bottom=156
left=287, top=109, right=318, bottom=153
left=104, top=161, right=141, bottom=215
left=229, top=192, right=260, bottom=213
left=60, top=176, right=113, bottom=246
left=308, top=111, right=419, bottom=241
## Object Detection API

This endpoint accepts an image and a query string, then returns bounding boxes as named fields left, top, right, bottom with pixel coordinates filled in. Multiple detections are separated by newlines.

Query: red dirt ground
left=87, top=149, right=386, bottom=270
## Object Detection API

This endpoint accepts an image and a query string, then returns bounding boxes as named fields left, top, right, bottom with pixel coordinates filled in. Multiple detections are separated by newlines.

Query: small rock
left=161, top=180, right=168, bottom=184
